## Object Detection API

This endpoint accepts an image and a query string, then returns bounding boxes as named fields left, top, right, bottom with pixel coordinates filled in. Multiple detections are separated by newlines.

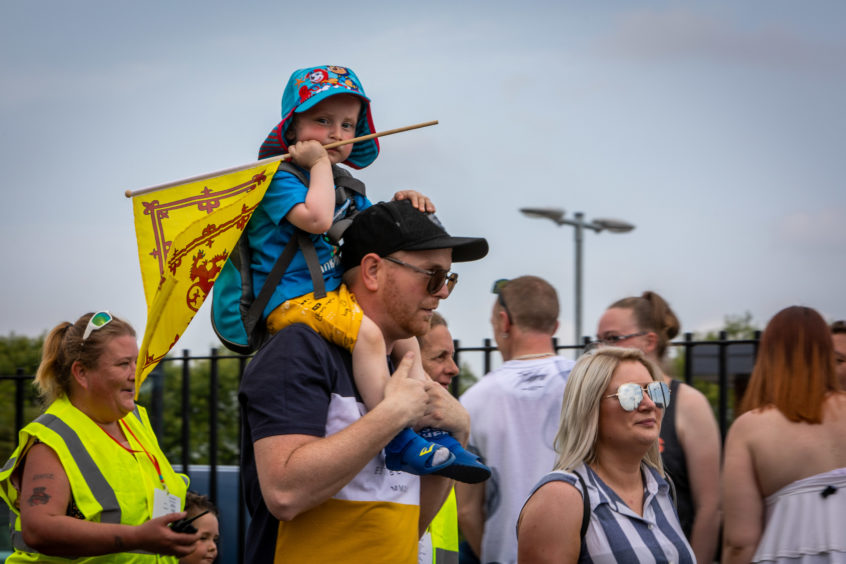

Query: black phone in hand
left=170, top=509, right=210, bottom=534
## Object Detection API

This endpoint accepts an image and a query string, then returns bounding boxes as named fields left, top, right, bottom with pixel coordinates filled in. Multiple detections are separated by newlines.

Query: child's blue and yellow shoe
left=421, top=428, right=491, bottom=484
left=385, top=427, right=455, bottom=475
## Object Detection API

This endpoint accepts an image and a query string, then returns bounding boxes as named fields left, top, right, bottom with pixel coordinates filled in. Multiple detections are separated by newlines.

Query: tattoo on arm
left=26, top=487, right=51, bottom=507
left=113, top=536, right=126, bottom=550
left=32, top=473, right=55, bottom=481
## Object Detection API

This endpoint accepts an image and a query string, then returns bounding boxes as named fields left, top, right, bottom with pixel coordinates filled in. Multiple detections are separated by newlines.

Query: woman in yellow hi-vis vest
left=0, top=311, right=196, bottom=562
left=419, top=489, right=459, bottom=563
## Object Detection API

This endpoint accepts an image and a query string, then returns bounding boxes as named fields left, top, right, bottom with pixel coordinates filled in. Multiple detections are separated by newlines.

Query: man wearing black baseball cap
left=341, top=199, right=487, bottom=340
left=239, top=199, right=487, bottom=562
left=341, top=199, right=489, bottom=269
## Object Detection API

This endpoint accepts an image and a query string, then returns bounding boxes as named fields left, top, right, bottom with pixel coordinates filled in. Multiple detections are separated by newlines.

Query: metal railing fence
left=0, top=332, right=758, bottom=562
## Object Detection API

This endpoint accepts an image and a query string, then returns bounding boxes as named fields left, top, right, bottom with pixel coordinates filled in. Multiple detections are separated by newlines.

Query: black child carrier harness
left=210, top=162, right=366, bottom=354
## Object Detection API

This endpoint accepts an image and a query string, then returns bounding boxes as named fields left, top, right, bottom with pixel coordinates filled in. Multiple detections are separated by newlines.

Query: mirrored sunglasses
left=606, top=381, right=671, bottom=411
left=82, top=311, right=114, bottom=342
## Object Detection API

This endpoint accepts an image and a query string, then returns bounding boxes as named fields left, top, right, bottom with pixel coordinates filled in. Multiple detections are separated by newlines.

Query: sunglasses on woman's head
left=82, top=310, right=114, bottom=342
left=605, top=381, right=670, bottom=411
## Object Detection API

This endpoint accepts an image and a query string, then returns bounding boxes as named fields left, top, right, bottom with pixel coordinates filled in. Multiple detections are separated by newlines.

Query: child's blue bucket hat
left=258, top=65, right=379, bottom=169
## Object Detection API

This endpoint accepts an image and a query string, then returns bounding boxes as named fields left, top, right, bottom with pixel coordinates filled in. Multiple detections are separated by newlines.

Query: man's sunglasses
left=82, top=311, right=114, bottom=342
left=491, top=279, right=513, bottom=323
left=383, top=256, right=458, bottom=295
left=605, top=381, right=671, bottom=411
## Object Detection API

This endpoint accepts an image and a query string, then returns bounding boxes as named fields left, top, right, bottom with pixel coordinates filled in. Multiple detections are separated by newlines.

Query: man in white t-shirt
left=457, top=276, right=575, bottom=564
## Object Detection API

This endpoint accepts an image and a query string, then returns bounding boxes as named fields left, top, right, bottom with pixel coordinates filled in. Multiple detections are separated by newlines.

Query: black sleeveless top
left=659, top=379, right=694, bottom=536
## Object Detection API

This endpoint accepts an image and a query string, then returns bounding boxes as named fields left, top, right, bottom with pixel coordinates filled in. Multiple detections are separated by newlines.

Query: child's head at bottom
left=180, top=491, right=219, bottom=564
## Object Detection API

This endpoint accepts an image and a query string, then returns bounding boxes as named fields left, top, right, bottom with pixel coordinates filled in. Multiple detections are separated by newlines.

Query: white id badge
left=153, top=488, right=181, bottom=518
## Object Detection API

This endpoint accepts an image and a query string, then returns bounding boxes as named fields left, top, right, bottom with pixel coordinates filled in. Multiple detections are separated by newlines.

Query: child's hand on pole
left=289, top=140, right=331, bottom=170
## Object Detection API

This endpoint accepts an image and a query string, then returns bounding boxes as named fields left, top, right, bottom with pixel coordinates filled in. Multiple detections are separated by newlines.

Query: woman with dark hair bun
left=594, top=291, right=721, bottom=564
left=0, top=311, right=198, bottom=562
left=722, top=306, right=846, bottom=563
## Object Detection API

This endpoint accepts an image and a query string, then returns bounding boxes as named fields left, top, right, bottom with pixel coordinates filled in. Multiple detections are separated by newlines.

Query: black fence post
left=237, top=354, right=248, bottom=564
left=718, top=330, right=729, bottom=441
left=483, top=338, right=493, bottom=375
left=150, top=363, right=165, bottom=438
left=209, top=348, right=219, bottom=507
left=450, top=339, right=460, bottom=398
left=581, top=335, right=591, bottom=356
left=181, top=349, right=191, bottom=475
left=15, top=368, right=25, bottom=435
left=683, top=332, right=693, bottom=385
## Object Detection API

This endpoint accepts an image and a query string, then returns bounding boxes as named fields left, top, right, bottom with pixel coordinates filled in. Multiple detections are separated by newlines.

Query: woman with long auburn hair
left=722, top=306, right=846, bottom=563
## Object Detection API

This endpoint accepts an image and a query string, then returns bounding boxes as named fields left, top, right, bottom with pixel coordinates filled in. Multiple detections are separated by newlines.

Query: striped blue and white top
left=527, top=462, right=695, bottom=564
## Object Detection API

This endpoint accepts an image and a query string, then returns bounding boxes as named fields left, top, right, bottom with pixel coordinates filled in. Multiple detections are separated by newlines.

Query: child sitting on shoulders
left=249, top=65, right=489, bottom=482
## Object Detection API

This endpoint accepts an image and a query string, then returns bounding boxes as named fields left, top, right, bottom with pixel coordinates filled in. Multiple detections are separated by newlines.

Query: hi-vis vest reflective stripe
left=0, top=396, right=188, bottom=563
left=428, top=489, right=459, bottom=564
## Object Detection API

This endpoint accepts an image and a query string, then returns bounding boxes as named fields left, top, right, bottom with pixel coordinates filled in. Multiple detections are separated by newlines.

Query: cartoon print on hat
left=258, top=65, right=379, bottom=169
left=297, top=66, right=359, bottom=104
left=298, top=68, right=330, bottom=101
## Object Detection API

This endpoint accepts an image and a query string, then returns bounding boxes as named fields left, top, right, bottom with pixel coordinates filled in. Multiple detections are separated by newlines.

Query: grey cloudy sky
left=2, top=1, right=844, bottom=367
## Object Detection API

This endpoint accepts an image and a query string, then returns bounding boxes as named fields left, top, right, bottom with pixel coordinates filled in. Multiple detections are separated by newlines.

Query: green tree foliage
left=137, top=352, right=245, bottom=467
left=455, top=363, right=478, bottom=396
left=0, top=328, right=246, bottom=467
left=0, top=333, right=46, bottom=461
left=0, top=333, right=45, bottom=374
left=702, top=311, right=760, bottom=340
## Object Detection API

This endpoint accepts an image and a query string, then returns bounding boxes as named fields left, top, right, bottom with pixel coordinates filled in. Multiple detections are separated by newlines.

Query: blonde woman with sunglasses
left=595, top=291, right=720, bottom=563
left=517, top=347, right=694, bottom=563
left=0, top=311, right=198, bottom=562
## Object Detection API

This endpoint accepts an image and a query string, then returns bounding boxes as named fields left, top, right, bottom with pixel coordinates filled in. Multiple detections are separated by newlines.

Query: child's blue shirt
left=246, top=166, right=371, bottom=318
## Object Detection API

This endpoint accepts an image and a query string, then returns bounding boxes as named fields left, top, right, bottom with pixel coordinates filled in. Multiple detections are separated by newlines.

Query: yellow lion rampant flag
left=131, top=161, right=280, bottom=394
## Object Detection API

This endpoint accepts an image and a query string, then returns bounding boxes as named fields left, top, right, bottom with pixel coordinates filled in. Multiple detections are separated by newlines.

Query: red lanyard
left=99, top=420, right=168, bottom=491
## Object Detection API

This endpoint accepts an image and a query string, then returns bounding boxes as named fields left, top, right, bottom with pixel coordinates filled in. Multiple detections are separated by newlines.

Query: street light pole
left=573, top=212, right=585, bottom=345
left=520, top=207, right=635, bottom=345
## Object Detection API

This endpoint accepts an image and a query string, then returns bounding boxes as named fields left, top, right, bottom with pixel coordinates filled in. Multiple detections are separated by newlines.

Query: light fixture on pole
left=520, top=207, right=635, bottom=345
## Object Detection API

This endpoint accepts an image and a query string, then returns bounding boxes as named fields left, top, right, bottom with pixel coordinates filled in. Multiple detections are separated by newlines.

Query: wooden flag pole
left=124, top=120, right=438, bottom=198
